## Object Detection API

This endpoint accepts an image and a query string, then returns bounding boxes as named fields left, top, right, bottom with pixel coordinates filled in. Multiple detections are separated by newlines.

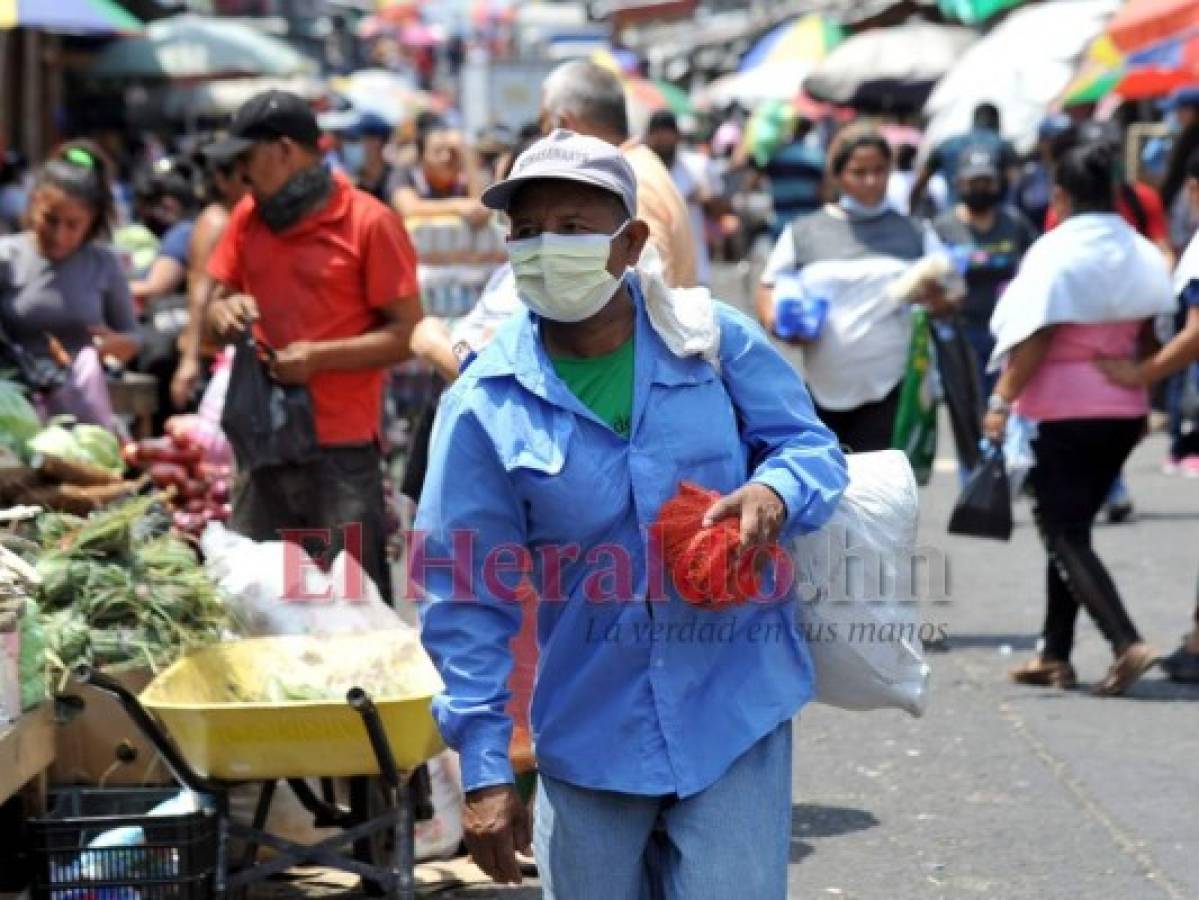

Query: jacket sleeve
left=413, top=387, right=526, bottom=792
left=716, top=304, right=849, bottom=539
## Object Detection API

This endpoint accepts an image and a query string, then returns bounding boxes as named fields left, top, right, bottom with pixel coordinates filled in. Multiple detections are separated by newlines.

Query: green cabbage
left=72, top=424, right=122, bottom=474
left=27, top=425, right=83, bottom=462
left=27, top=421, right=123, bottom=474
left=0, top=379, right=40, bottom=457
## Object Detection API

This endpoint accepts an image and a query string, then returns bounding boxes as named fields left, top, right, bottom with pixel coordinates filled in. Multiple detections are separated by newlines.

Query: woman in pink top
left=983, top=143, right=1163, bottom=697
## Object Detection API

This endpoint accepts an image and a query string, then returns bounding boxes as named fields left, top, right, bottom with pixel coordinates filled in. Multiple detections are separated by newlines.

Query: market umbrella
left=0, top=0, right=141, bottom=33
left=156, top=75, right=326, bottom=121
left=1108, top=0, right=1199, bottom=53
left=937, top=0, right=1027, bottom=26
left=923, top=0, right=1119, bottom=154
left=703, top=61, right=820, bottom=108
left=1114, top=29, right=1199, bottom=99
left=92, top=14, right=316, bottom=80
left=592, top=46, right=641, bottom=76
left=803, top=19, right=977, bottom=112
left=625, top=76, right=696, bottom=135
left=1061, top=33, right=1125, bottom=105
left=738, top=13, right=843, bottom=72
left=702, top=13, right=841, bottom=109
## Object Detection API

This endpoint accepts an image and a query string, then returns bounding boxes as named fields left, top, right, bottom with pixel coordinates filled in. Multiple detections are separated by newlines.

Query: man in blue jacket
left=413, top=130, right=848, bottom=899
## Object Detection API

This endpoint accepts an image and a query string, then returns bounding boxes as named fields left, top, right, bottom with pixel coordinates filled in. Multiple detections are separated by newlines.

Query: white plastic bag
left=792, top=450, right=931, bottom=717
left=226, top=752, right=463, bottom=863
left=415, top=750, right=464, bottom=861
left=201, top=523, right=406, bottom=637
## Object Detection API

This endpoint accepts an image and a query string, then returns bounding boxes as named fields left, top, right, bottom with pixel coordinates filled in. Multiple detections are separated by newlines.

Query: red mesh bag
left=652, top=481, right=760, bottom=607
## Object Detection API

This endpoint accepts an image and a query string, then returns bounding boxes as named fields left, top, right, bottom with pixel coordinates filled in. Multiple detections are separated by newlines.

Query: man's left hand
left=270, top=341, right=321, bottom=384
left=703, top=482, right=786, bottom=552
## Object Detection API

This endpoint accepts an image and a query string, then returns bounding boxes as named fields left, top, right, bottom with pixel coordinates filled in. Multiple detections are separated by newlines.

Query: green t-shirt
left=550, top=337, right=634, bottom=438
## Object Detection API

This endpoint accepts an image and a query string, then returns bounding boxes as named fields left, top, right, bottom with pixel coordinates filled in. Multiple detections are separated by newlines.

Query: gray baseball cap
left=957, top=146, right=1000, bottom=181
left=481, top=129, right=637, bottom=218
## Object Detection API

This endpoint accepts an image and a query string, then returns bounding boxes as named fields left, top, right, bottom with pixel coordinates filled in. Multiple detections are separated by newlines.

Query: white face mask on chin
left=507, top=220, right=629, bottom=323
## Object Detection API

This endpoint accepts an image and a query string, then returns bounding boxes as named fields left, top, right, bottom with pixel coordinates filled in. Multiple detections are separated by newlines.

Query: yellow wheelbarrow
left=75, top=631, right=445, bottom=900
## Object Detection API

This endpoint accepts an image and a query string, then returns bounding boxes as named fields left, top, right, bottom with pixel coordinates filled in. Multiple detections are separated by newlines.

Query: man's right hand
left=462, top=783, right=531, bottom=885
left=210, top=293, right=259, bottom=342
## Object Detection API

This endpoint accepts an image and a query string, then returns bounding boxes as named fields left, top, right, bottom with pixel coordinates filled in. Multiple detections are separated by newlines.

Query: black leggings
left=814, top=384, right=901, bottom=454
left=1029, top=417, right=1145, bottom=661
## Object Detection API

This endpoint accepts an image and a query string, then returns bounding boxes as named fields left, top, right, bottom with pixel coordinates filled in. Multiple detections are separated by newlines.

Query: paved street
left=258, top=426, right=1199, bottom=900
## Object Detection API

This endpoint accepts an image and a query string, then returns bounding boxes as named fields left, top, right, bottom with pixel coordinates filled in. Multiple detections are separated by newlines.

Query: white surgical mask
left=507, top=221, right=629, bottom=322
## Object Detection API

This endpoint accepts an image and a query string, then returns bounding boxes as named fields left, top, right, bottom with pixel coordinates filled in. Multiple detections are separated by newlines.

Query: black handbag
left=220, top=331, right=320, bottom=472
left=947, top=443, right=1013, bottom=541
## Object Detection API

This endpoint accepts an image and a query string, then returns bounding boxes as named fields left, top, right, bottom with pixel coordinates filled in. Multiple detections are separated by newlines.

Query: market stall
left=0, top=374, right=453, bottom=897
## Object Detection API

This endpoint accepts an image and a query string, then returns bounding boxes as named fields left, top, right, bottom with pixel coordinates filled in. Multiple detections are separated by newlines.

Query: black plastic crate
left=29, top=787, right=217, bottom=899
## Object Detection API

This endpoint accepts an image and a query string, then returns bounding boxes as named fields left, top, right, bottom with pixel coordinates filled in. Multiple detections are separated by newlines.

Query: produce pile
left=30, top=495, right=233, bottom=681
left=0, top=542, right=43, bottom=722
left=0, top=392, right=144, bottom=514
left=201, top=635, right=431, bottom=705
left=122, top=419, right=232, bottom=537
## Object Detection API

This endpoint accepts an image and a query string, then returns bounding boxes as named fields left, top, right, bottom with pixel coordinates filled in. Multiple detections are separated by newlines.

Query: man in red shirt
left=204, top=91, right=422, bottom=602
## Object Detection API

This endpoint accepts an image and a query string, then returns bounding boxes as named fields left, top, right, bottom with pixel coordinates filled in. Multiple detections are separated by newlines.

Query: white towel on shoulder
left=988, top=213, right=1175, bottom=371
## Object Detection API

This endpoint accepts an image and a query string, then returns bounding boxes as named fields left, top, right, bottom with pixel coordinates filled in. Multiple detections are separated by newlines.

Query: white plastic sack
left=792, top=449, right=931, bottom=717
left=226, top=751, right=462, bottom=863
left=201, top=523, right=407, bottom=637
left=415, top=750, right=464, bottom=861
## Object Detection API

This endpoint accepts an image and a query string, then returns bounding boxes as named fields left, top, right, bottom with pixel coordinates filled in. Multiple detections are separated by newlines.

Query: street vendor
left=414, top=130, right=848, bottom=898
left=0, top=141, right=139, bottom=429
left=202, top=90, right=422, bottom=603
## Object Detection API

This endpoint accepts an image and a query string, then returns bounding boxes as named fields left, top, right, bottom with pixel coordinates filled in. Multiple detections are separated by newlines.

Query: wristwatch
left=986, top=393, right=1011, bottom=415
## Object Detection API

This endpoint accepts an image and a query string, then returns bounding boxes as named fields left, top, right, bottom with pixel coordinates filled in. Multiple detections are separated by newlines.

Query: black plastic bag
left=948, top=444, right=1012, bottom=540
left=220, top=331, right=320, bottom=472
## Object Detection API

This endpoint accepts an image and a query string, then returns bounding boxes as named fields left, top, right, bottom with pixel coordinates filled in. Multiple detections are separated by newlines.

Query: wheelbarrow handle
left=73, top=663, right=214, bottom=795
left=346, top=687, right=401, bottom=788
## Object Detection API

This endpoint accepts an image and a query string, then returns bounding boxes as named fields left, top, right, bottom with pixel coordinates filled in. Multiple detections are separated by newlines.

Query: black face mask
left=961, top=189, right=1000, bottom=214
left=652, top=145, right=677, bottom=168
left=257, top=164, right=333, bottom=233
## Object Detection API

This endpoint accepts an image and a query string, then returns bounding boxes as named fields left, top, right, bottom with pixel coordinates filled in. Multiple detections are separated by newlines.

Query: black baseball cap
left=206, top=90, right=321, bottom=161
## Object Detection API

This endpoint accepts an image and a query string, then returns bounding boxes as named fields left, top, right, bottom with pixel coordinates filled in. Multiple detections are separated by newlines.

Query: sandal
left=1160, top=645, right=1199, bottom=684
left=1009, top=656, right=1077, bottom=689
left=1093, top=642, right=1157, bottom=696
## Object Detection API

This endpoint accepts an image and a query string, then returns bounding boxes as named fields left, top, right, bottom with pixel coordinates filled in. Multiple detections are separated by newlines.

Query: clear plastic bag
left=200, top=523, right=406, bottom=637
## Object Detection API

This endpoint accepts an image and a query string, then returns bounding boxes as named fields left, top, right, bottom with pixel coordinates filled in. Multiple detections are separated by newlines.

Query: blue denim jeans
left=534, top=720, right=793, bottom=900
